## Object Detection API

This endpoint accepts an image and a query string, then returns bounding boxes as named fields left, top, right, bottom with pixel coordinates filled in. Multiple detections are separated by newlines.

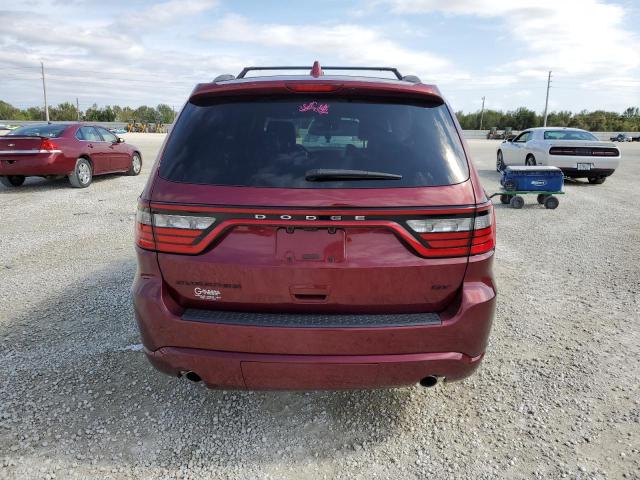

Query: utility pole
left=76, top=98, right=80, bottom=121
left=479, top=96, right=486, bottom=130
left=543, top=71, right=552, bottom=127
left=41, top=62, right=50, bottom=123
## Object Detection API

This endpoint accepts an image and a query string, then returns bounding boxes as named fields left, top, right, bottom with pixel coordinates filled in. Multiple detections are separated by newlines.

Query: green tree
left=84, top=103, right=116, bottom=122
left=115, top=106, right=135, bottom=122
left=156, top=104, right=175, bottom=124
left=50, top=102, right=79, bottom=121
left=0, top=100, right=25, bottom=120
left=25, top=107, right=45, bottom=120
left=133, top=105, right=159, bottom=123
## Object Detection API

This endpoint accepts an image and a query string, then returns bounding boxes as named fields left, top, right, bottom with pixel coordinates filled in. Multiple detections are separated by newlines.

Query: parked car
left=0, top=123, right=142, bottom=188
left=132, top=62, right=497, bottom=390
left=610, top=133, right=632, bottom=142
left=497, top=127, right=620, bottom=184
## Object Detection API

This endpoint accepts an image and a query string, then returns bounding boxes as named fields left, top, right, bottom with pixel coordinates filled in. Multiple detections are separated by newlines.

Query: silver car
left=496, top=127, right=621, bottom=184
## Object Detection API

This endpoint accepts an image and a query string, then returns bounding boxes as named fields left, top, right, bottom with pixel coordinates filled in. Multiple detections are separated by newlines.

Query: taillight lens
left=407, top=207, right=495, bottom=257
left=135, top=206, right=216, bottom=253
left=135, top=207, right=155, bottom=250
left=40, top=138, right=59, bottom=151
left=153, top=213, right=215, bottom=230
left=407, top=217, right=472, bottom=233
left=549, top=146, right=618, bottom=156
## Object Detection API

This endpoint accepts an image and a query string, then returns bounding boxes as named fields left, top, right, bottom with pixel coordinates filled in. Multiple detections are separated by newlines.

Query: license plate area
left=241, top=361, right=378, bottom=389
left=276, top=228, right=346, bottom=264
left=577, top=163, right=592, bottom=170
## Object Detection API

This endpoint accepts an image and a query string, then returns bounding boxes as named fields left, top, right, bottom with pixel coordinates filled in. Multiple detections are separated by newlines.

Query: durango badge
left=194, top=287, right=221, bottom=301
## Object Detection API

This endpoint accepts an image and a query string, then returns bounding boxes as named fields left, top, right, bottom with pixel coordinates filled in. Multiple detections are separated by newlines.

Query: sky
left=1, top=0, right=639, bottom=114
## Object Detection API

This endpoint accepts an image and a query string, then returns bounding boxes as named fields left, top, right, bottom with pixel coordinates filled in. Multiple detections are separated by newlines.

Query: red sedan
left=0, top=123, right=142, bottom=188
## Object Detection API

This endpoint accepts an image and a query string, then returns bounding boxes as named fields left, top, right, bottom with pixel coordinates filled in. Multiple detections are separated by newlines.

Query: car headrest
left=265, top=120, right=296, bottom=150
left=357, top=116, right=388, bottom=141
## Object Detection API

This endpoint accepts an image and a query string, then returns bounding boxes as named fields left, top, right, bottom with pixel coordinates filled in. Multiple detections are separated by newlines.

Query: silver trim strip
left=0, top=150, right=62, bottom=155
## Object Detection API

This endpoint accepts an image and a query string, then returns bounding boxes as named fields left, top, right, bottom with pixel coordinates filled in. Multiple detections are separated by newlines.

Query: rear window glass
left=7, top=124, right=68, bottom=138
left=544, top=130, right=597, bottom=141
left=159, top=98, right=469, bottom=188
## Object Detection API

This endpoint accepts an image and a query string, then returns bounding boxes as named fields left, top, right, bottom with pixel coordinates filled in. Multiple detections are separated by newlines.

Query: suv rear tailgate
left=150, top=180, right=476, bottom=313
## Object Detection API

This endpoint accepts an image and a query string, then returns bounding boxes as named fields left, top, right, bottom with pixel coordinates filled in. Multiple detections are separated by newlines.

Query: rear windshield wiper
left=305, top=169, right=402, bottom=182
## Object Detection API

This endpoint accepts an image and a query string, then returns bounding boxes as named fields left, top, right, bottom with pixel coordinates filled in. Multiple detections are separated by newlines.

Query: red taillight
left=591, top=148, right=619, bottom=156
left=40, top=138, right=59, bottom=151
left=549, top=146, right=619, bottom=157
left=134, top=205, right=216, bottom=253
left=135, top=203, right=495, bottom=258
left=409, top=205, right=495, bottom=257
left=285, top=83, right=343, bottom=92
left=135, top=207, right=155, bottom=250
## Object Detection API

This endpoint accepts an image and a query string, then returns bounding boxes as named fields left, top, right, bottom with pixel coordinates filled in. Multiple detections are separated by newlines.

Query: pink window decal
left=298, top=101, right=329, bottom=115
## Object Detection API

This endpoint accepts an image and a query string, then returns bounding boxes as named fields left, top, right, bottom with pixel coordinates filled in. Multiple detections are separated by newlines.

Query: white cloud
left=204, top=14, right=467, bottom=83
left=121, top=0, right=219, bottom=27
left=384, top=0, right=640, bottom=76
left=0, top=2, right=236, bottom=107
left=0, top=0, right=637, bottom=112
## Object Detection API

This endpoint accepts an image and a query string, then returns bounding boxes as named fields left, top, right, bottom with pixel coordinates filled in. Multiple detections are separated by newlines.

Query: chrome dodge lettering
left=251, top=214, right=366, bottom=221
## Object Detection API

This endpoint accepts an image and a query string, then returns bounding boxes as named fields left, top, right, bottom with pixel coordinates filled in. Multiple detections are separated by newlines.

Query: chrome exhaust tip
left=419, top=376, right=439, bottom=388
left=183, top=371, right=202, bottom=383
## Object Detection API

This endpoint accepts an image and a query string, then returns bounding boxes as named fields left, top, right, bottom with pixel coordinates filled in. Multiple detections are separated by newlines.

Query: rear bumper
left=560, top=167, right=615, bottom=178
left=133, top=248, right=496, bottom=390
left=0, top=152, right=69, bottom=176
left=145, top=346, right=484, bottom=390
left=547, top=155, right=619, bottom=174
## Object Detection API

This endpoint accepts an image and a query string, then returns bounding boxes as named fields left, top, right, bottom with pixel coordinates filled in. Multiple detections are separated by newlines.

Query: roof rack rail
left=236, top=65, right=405, bottom=80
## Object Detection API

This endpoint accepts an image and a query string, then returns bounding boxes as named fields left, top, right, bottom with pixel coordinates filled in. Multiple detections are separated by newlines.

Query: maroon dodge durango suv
left=133, top=62, right=497, bottom=390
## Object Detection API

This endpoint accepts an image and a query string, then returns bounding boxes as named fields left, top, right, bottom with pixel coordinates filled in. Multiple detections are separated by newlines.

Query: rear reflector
left=135, top=206, right=216, bottom=253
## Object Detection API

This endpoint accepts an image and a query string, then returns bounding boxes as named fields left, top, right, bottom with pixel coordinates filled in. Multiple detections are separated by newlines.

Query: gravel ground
left=0, top=135, right=638, bottom=480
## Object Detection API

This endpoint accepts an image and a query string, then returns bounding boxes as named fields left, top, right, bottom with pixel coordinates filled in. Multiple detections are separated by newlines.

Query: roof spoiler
left=232, top=61, right=421, bottom=83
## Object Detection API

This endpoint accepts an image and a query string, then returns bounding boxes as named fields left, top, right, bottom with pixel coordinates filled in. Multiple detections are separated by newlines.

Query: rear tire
left=525, top=155, right=536, bottom=166
left=127, top=153, right=142, bottom=176
left=68, top=158, right=93, bottom=188
left=500, top=194, right=511, bottom=204
left=588, top=176, right=606, bottom=184
left=0, top=175, right=25, bottom=187
left=496, top=151, right=505, bottom=172
left=510, top=195, right=525, bottom=209
left=544, top=196, right=559, bottom=209
left=537, top=194, right=548, bottom=204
